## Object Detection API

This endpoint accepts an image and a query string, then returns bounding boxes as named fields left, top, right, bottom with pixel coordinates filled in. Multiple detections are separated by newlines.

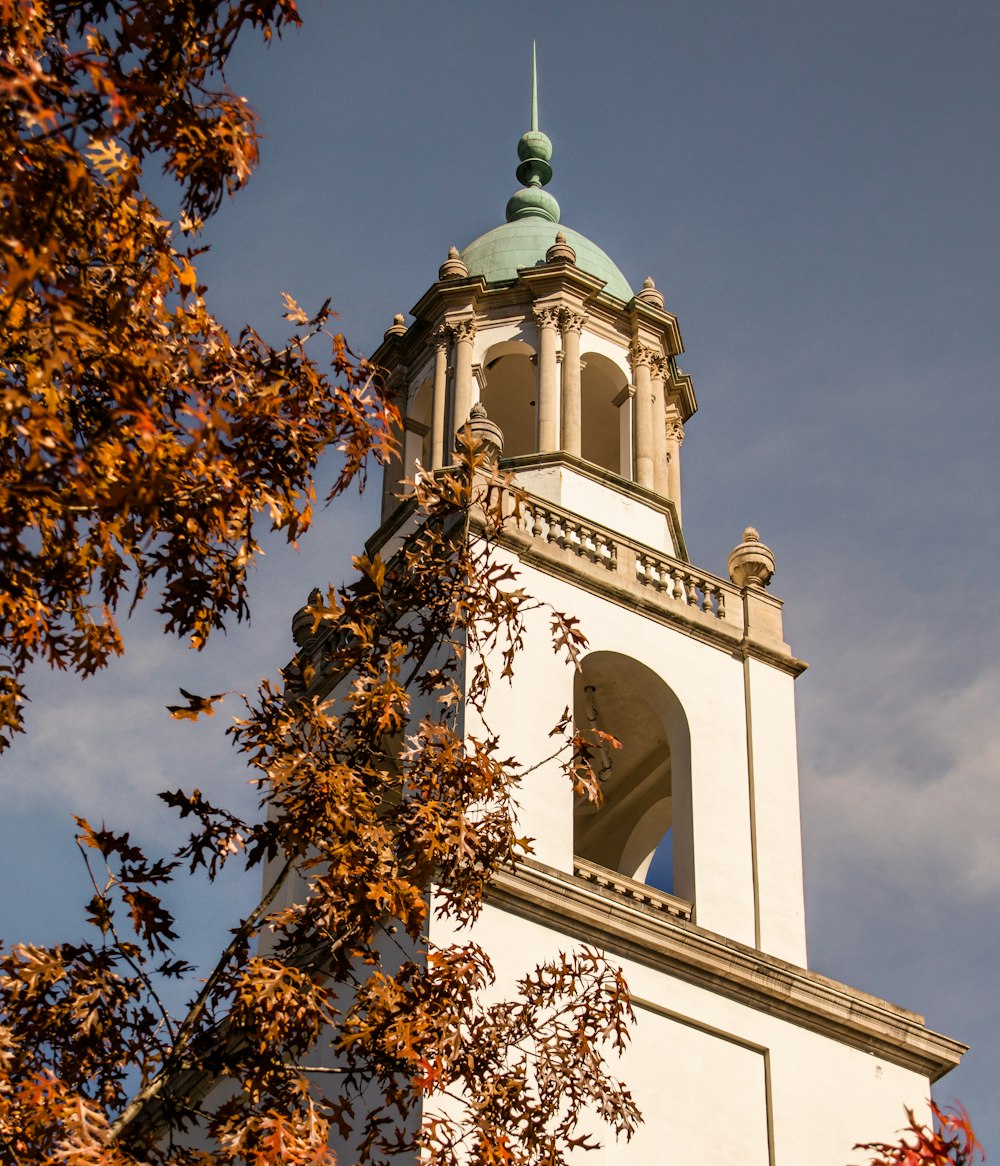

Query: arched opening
left=481, top=340, right=536, bottom=459
left=403, top=377, right=432, bottom=483
left=573, top=652, right=692, bottom=902
left=580, top=351, right=628, bottom=476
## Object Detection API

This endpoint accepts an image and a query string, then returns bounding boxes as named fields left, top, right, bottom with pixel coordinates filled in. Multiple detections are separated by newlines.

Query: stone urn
left=727, top=527, right=775, bottom=589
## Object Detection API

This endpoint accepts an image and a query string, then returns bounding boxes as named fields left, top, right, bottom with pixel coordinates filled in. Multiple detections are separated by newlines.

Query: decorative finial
left=383, top=312, right=408, bottom=340
left=439, top=245, right=469, bottom=280
left=636, top=276, right=665, bottom=309
left=463, top=401, right=504, bottom=466
left=727, top=527, right=776, bottom=590
left=506, top=43, right=560, bottom=224
left=546, top=231, right=576, bottom=264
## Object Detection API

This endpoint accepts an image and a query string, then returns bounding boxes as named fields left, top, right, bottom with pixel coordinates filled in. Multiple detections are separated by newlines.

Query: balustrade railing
left=512, top=493, right=740, bottom=629
left=521, top=498, right=618, bottom=570
left=634, top=550, right=733, bottom=623
left=573, top=856, right=692, bottom=921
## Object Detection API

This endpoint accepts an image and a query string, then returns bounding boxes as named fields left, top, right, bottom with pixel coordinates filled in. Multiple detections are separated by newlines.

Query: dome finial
left=506, top=42, right=560, bottom=224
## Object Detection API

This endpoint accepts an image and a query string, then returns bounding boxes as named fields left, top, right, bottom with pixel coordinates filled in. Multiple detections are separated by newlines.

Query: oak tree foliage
left=0, top=0, right=394, bottom=747
left=0, top=439, right=641, bottom=1164
left=853, top=1103, right=983, bottom=1166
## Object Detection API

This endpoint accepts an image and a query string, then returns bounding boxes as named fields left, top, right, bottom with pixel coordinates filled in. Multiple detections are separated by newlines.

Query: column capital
left=651, top=354, right=672, bottom=382
left=628, top=339, right=658, bottom=370
left=451, top=318, right=477, bottom=344
left=433, top=323, right=451, bottom=349
left=558, top=308, right=586, bottom=335
left=533, top=305, right=561, bottom=329
left=665, top=417, right=685, bottom=445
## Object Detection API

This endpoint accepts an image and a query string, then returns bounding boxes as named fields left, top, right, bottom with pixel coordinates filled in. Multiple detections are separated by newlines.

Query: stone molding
left=488, top=858, right=967, bottom=1084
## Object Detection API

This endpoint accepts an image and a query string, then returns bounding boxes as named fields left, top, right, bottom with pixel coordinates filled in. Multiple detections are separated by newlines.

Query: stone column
left=430, top=325, right=449, bottom=470
left=630, top=341, right=655, bottom=489
left=559, top=310, right=585, bottom=458
left=664, top=405, right=685, bottom=524
left=451, top=319, right=476, bottom=438
left=534, top=306, right=560, bottom=452
left=650, top=357, right=669, bottom=497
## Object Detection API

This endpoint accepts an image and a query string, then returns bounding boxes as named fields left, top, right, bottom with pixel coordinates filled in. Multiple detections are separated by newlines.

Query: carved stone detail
left=533, top=306, right=561, bottom=329
left=559, top=309, right=586, bottom=335
left=635, top=275, right=665, bottom=309
left=438, top=245, right=469, bottom=281
left=451, top=319, right=477, bottom=344
left=728, top=527, right=776, bottom=590
left=651, top=355, right=672, bottom=382
left=665, top=418, right=685, bottom=445
left=383, top=312, right=408, bottom=341
left=466, top=401, right=504, bottom=465
left=628, top=339, right=656, bottom=369
left=546, top=231, right=577, bottom=264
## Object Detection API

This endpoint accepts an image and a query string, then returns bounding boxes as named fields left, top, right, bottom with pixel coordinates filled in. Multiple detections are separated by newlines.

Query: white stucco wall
left=433, top=902, right=932, bottom=1166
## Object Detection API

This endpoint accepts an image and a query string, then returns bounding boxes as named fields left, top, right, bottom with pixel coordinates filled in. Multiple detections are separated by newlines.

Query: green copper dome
left=460, top=220, right=633, bottom=303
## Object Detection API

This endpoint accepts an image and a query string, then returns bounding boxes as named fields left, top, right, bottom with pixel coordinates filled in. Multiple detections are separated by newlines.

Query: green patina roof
left=460, top=220, right=633, bottom=303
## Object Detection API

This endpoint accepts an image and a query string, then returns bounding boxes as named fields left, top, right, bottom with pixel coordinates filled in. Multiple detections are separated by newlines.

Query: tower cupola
left=373, top=49, right=696, bottom=560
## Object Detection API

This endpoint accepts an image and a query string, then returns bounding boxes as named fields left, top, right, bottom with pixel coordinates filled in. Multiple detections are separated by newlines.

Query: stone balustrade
left=573, top=856, right=693, bottom=921
left=634, top=549, right=734, bottom=624
left=508, top=492, right=744, bottom=636
left=521, top=498, right=618, bottom=571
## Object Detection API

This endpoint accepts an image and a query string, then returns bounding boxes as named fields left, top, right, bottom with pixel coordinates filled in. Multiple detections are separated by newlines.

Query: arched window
left=573, top=651, right=692, bottom=901
left=579, top=351, right=628, bottom=476
left=480, top=340, right=536, bottom=459
left=402, top=375, right=432, bottom=484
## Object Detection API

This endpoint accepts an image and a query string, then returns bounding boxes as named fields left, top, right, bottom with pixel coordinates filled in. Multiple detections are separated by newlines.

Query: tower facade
left=354, top=90, right=965, bottom=1163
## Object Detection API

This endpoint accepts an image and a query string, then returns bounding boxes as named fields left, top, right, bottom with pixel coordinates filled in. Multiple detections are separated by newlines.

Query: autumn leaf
left=167, top=688, right=229, bottom=720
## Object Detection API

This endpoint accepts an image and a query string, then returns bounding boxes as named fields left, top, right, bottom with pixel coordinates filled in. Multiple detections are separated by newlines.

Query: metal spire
left=506, top=43, right=559, bottom=223
left=531, top=40, right=538, bottom=133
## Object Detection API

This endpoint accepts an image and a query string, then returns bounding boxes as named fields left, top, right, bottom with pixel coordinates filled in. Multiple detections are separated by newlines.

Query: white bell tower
left=350, top=65, right=965, bottom=1165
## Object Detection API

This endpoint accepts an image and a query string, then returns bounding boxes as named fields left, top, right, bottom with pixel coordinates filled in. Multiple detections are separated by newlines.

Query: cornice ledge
left=488, top=859, right=966, bottom=1083
left=409, top=274, right=488, bottom=328
left=739, top=636, right=809, bottom=676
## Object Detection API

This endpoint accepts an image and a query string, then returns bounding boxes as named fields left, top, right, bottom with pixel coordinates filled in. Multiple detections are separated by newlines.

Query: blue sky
left=3, top=1, right=998, bottom=1153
